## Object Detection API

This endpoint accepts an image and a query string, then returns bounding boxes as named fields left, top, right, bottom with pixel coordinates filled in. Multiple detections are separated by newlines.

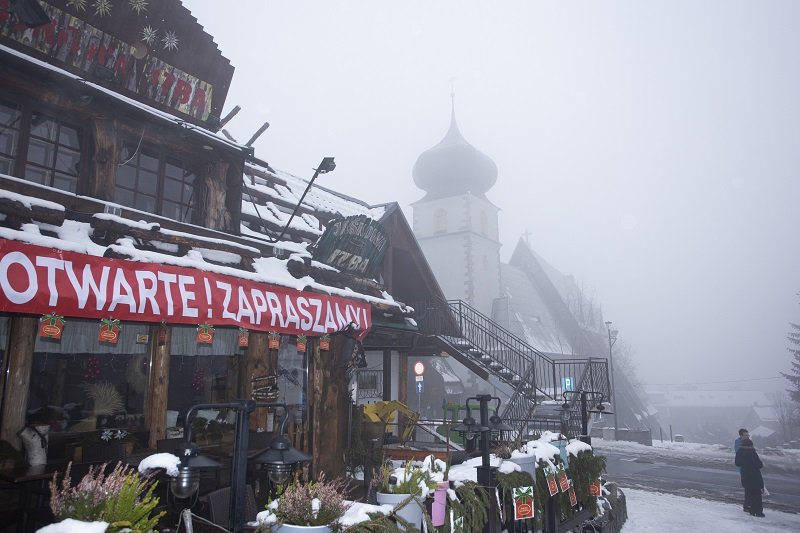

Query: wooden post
left=199, top=159, right=231, bottom=231
left=398, top=353, right=409, bottom=406
left=146, top=325, right=170, bottom=449
left=310, top=336, right=349, bottom=479
left=0, top=317, right=37, bottom=449
left=90, top=117, right=119, bottom=201
left=382, top=350, right=392, bottom=400
left=246, top=332, right=271, bottom=430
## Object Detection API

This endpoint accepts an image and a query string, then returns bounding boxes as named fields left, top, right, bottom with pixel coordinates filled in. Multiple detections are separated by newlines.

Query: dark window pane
left=115, top=187, right=134, bottom=207
left=164, top=177, right=181, bottom=199
left=29, top=116, right=56, bottom=140
left=135, top=195, right=156, bottom=213
left=27, top=139, right=54, bottom=167
left=140, top=152, right=158, bottom=172
left=53, top=173, right=77, bottom=193
left=162, top=201, right=182, bottom=221
left=0, top=157, right=13, bottom=174
left=0, top=132, right=16, bottom=156
left=55, top=149, right=80, bottom=174
left=0, top=103, right=20, bottom=126
left=164, top=162, right=182, bottom=179
left=139, top=171, right=158, bottom=195
left=117, top=165, right=136, bottom=189
left=58, top=125, right=81, bottom=149
left=182, top=183, right=194, bottom=203
left=24, top=166, right=48, bottom=184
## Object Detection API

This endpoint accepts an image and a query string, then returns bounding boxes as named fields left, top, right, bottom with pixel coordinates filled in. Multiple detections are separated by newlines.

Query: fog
left=183, top=1, right=800, bottom=390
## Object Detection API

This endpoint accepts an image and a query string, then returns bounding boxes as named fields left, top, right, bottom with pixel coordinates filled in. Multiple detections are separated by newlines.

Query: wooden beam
left=310, top=337, right=348, bottom=479
left=0, top=317, right=37, bottom=449
left=0, top=197, right=65, bottom=227
left=146, top=325, right=170, bottom=449
left=90, top=117, right=119, bottom=201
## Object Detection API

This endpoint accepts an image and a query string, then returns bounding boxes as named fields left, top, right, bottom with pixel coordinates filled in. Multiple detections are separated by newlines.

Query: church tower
left=411, top=105, right=501, bottom=315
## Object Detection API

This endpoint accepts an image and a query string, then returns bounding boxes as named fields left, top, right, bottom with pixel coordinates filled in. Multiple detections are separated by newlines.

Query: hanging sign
left=313, top=215, right=389, bottom=278
left=268, top=331, right=280, bottom=350
left=0, top=239, right=371, bottom=338
left=197, top=324, right=215, bottom=344
left=588, top=479, right=602, bottom=497
left=557, top=468, right=570, bottom=493
left=39, top=312, right=65, bottom=339
left=238, top=327, right=249, bottom=348
left=98, top=317, right=121, bottom=344
left=568, top=483, right=578, bottom=507
left=296, top=334, right=307, bottom=352
left=546, top=471, right=559, bottom=497
left=319, top=334, right=330, bottom=351
left=512, top=486, right=535, bottom=520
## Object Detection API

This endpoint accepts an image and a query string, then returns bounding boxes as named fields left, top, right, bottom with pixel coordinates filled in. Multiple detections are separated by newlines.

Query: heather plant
left=272, top=474, right=350, bottom=529
left=49, top=461, right=164, bottom=532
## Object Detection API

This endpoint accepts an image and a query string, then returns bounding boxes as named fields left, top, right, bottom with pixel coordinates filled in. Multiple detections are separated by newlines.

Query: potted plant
left=258, top=474, right=350, bottom=532
left=373, top=461, right=436, bottom=531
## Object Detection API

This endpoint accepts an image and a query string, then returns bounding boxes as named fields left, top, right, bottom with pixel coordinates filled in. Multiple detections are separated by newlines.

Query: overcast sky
left=184, top=1, right=800, bottom=389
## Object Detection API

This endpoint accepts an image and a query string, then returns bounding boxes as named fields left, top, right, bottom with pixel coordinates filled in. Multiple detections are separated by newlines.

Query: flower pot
left=376, top=491, right=424, bottom=531
left=274, top=525, right=331, bottom=533
left=512, top=454, right=537, bottom=480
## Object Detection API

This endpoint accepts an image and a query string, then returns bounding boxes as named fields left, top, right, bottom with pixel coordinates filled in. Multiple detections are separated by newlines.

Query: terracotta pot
left=376, top=491, right=424, bottom=531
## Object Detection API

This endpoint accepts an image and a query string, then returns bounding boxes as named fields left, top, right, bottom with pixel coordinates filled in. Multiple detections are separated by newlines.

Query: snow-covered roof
left=651, top=389, right=772, bottom=409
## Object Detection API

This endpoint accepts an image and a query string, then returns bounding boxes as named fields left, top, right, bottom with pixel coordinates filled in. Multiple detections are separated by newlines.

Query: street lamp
left=174, top=400, right=310, bottom=533
left=268, top=157, right=336, bottom=243
left=605, top=321, right=618, bottom=441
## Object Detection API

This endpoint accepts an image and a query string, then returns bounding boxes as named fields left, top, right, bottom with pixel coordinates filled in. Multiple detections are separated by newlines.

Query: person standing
left=735, top=437, right=765, bottom=517
left=734, top=428, right=750, bottom=511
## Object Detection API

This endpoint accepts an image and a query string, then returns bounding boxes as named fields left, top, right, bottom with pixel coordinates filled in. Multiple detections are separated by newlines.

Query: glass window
left=23, top=113, right=81, bottom=193
left=27, top=319, right=150, bottom=435
left=0, top=102, right=21, bottom=174
left=277, top=338, right=307, bottom=426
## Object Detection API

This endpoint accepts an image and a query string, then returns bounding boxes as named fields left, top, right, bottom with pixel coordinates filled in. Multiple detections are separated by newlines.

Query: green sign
left=313, top=215, right=389, bottom=278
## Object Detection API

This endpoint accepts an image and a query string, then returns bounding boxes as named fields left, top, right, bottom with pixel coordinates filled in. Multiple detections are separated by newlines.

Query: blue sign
left=416, top=381, right=424, bottom=394
left=562, top=377, right=574, bottom=391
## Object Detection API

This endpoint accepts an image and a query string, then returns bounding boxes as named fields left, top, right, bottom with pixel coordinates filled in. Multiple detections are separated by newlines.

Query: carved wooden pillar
left=245, top=332, right=272, bottom=430
left=0, top=317, right=37, bottom=449
left=199, top=159, right=232, bottom=231
left=310, top=337, right=349, bottom=479
left=90, top=117, right=119, bottom=200
left=146, top=325, right=170, bottom=449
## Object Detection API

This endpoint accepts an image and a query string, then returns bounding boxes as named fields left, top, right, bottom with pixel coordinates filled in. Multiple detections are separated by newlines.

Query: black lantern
left=252, top=434, right=312, bottom=484
left=170, top=441, right=220, bottom=501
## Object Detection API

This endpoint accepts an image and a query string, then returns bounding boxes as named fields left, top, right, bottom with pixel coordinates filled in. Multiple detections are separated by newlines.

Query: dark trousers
left=744, top=486, right=763, bottom=514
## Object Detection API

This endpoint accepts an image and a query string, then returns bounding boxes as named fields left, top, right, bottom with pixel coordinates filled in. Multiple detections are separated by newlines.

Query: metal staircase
left=414, top=299, right=610, bottom=439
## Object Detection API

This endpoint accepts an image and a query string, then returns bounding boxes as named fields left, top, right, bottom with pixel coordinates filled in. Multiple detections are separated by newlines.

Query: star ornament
left=93, top=0, right=112, bottom=17
left=67, top=0, right=88, bottom=11
left=141, top=25, right=157, bottom=45
left=129, top=0, right=148, bottom=14
left=162, top=30, right=179, bottom=51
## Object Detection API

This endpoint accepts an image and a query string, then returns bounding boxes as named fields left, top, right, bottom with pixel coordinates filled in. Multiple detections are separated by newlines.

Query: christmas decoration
left=268, top=331, right=280, bottom=350
left=141, top=25, right=157, bottom=45
left=319, top=334, right=330, bottom=351
left=546, top=471, right=559, bottom=497
left=93, top=0, right=112, bottom=17
left=85, top=356, right=101, bottom=381
left=98, top=318, right=121, bottom=344
left=129, top=0, right=147, bottom=14
left=296, top=334, right=307, bottom=352
left=557, top=467, right=570, bottom=493
left=196, top=324, right=214, bottom=344
left=588, top=479, right=602, bottom=497
left=192, top=368, right=205, bottom=392
left=568, top=483, right=578, bottom=507
left=238, top=327, right=249, bottom=348
left=67, top=0, right=88, bottom=11
left=512, top=486, right=535, bottom=520
left=162, top=30, right=179, bottom=51
left=39, top=313, right=65, bottom=340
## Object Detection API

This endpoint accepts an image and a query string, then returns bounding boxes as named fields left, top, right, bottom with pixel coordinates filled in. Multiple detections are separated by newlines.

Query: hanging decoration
left=196, top=324, right=215, bottom=344
left=251, top=374, right=279, bottom=402
left=93, top=0, right=113, bottom=17
left=98, top=318, right=121, bottom=344
left=319, top=334, right=330, bottom=351
left=512, top=486, right=535, bottom=520
left=192, top=368, right=205, bottom=393
left=84, top=356, right=101, bottom=381
left=39, top=313, right=65, bottom=340
left=67, top=0, right=88, bottom=11
left=268, top=331, right=280, bottom=350
left=162, top=30, right=179, bottom=51
left=238, top=327, right=249, bottom=348
left=141, top=25, right=158, bottom=45
left=557, top=466, right=570, bottom=493
left=588, top=479, right=602, bottom=497
left=157, top=321, right=167, bottom=346
left=545, top=469, right=559, bottom=497
left=129, top=0, right=148, bottom=14
left=296, top=334, right=307, bottom=353
left=568, top=482, right=578, bottom=507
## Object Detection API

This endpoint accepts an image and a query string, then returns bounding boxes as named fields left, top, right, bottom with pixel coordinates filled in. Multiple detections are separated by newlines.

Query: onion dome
left=413, top=108, right=497, bottom=200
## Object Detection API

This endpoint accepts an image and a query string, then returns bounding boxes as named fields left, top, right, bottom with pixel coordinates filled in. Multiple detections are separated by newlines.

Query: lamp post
left=174, top=400, right=310, bottom=533
left=268, top=157, right=336, bottom=243
left=560, top=390, right=607, bottom=445
left=604, top=321, right=618, bottom=441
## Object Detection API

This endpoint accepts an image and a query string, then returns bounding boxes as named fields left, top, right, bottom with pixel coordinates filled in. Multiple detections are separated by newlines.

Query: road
left=602, top=449, right=800, bottom=513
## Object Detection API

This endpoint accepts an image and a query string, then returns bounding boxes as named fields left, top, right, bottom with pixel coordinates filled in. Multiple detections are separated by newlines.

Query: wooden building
left=0, top=0, right=425, bottom=480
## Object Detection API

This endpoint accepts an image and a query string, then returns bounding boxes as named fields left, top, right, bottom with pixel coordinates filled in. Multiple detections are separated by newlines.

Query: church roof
left=412, top=107, right=497, bottom=200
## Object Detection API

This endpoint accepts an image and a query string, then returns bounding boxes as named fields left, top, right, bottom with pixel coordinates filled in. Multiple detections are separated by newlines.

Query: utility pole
left=605, top=321, right=618, bottom=441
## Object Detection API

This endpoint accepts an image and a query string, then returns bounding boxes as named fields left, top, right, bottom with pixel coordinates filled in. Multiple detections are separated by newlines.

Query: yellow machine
left=362, top=400, right=419, bottom=445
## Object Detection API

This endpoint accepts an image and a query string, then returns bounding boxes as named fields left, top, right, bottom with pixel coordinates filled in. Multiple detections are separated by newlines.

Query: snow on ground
left=623, top=487, right=800, bottom=532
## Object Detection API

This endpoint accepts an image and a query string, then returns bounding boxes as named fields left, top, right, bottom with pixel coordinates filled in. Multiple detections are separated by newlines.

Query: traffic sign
left=562, top=376, right=574, bottom=391
left=416, top=381, right=424, bottom=393
left=415, top=375, right=424, bottom=382
left=414, top=361, right=425, bottom=375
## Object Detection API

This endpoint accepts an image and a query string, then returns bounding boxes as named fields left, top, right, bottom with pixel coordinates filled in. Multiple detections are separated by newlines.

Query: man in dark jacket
left=735, top=438, right=765, bottom=517
left=734, top=428, right=750, bottom=511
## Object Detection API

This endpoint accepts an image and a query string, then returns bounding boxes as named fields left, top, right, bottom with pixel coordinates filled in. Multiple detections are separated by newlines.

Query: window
left=0, top=98, right=84, bottom=193
left=0, top=102, right=21, bottom=175
left=116, top=142, right=196, bottom=222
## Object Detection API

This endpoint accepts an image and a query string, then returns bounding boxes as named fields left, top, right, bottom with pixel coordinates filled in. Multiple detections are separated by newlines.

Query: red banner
left=0, top=239, right=371, bottom=338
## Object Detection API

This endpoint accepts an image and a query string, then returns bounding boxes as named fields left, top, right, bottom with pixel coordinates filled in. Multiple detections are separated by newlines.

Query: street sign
left=414, top=361, right=425, bottom=375
left=562, top=376, right=574, bottom=391
left=415, top=375, right=424, bottom=382
left=416, top=381, right=424, bottom=393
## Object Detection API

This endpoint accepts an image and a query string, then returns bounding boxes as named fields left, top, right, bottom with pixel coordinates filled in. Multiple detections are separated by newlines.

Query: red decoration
left=98, top=318, right=121, bottom=344
left=197, top=324, right=215, bottom=344
left=568, top=483, right=577, bottom=507
left=546, top=473, right=559, bottom=497
left=319, top=334, right=330, bottom=351
left=268, top=331, right=280, bottom=350
left=84, top=356, right=101, bottom=381
left=512, top=486, right=535, bottom=520
left=588, top=480, right=602, bottom=497
left=558, top=469, right=570, bottom=493
left=296, top=334, right=307, bottom=353
left=39, top=313, right=65, bottom=340
left=238, top=327, right=249, bottom=348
